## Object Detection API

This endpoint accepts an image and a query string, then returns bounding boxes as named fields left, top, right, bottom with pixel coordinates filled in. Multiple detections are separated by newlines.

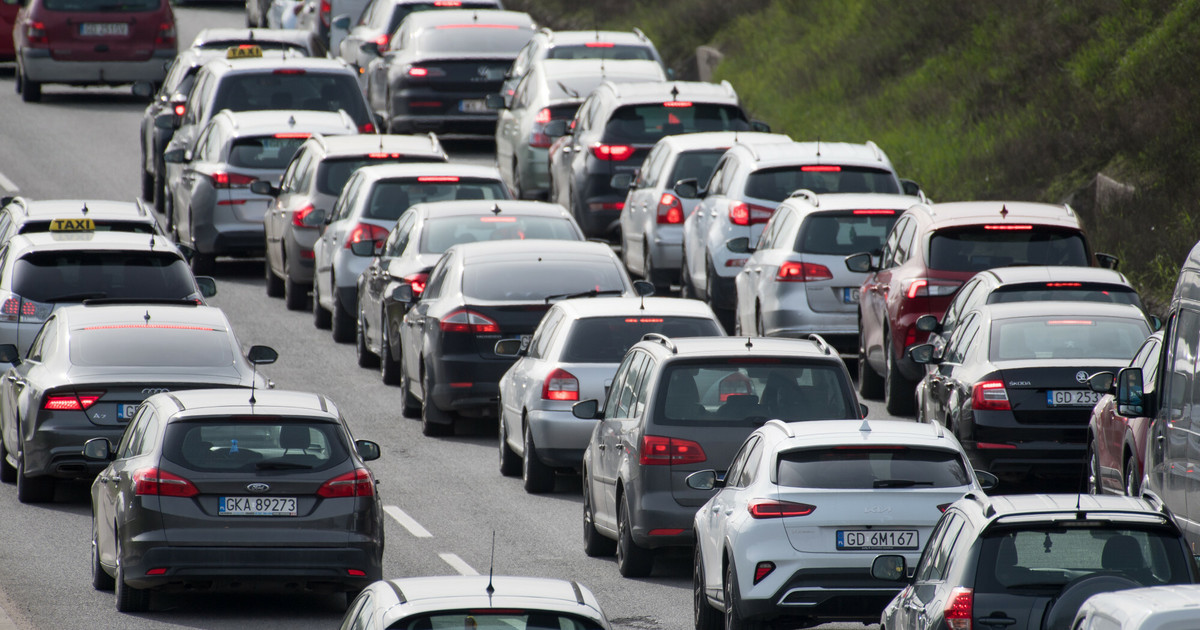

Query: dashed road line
left=384, top=504, right=432, bottom=538
left=438, top=553, right=479, bottom=576
left=0, top=172, right=18, bottom=193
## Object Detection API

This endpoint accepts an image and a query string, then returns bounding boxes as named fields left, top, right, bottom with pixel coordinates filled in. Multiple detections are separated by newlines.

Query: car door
left=0, top=314, right=44, bottom=463
left=1160, top=309, right=1197, bottom=529
left=591, top=351, right=640, bottom=530
left=317, top=174, right=363, bottom=299
left=401, top=253, right=451, bottom=393
left=95, top=405, right=157, bottom=569
left=939, top=312, right=981, bottom=428
left=908, top=513, right=966, bottom=630
left=363, top=211, right=414, bottom=346
left=862, top=216, right=906, bottom=367
left=623, top=144, right=666, bottom=268
left=708, top=436, right=761, bottom=551
left=496, top=71, right=533, bottom=186
left=687, top=157, right=729, bottom=289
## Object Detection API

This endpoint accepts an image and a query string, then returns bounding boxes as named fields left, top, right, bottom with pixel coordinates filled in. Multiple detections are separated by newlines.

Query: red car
left=1087, top=330, right=1162, bottom=496
left=0, top=0, right=18, bottom=61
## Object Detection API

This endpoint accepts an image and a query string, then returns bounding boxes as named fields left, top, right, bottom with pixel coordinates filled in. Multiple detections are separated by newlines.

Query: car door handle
left=709, top=210, right=717, bottom=217
left=710, top=505, right=720, bottom=513
left=978, top=616, right=1016, bottom=627
left=5, top=374, right=18, bottom=383
left=597, top=444, right=606, bottom=450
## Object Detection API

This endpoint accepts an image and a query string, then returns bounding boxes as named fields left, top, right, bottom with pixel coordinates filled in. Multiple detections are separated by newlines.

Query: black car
left=874, top=493, right=1196, bottom=630
left=908, top=301, right=1152, bottom=485
left=85, top=388, right=384, bottom=612
left=393, top=239, right=652, bottom=436
left=354, top=199, right=585, bottom=382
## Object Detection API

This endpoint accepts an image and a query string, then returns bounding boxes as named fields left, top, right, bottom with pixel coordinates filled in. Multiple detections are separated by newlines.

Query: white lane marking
left=0, top=172, right=18, bottom=193
left=384, top=505, right=432, bottom=538
left=438, top=553, right=479, bottom=576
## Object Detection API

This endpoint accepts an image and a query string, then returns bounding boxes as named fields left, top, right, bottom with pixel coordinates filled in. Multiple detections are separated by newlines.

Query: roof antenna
left=249, top=357, right=259, bottom=406
left=670, top=85, right=679, bottom=101
left=81, top=203, right=89, bottom=216
left=473, top=11, right=478, bottom=22
left=816, top=137, right=821, bottom=159
left=486, top=531, right=496, bottom=598
left=491, top=204, right=502, bottom=215
left=144, top=310, right=151, bottom=325
left=744, top=336, right=753, bottom=349
left=859, top=418, right=871, bottom=432
left=639, top=290, right=645, bottom=310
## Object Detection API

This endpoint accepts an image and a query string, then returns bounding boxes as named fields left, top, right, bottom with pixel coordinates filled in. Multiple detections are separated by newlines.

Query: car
left=310, top=163, right=511, bottom=342
left=364, top=9, right=536, bottom=134
left=732, top=192, right=912, bottom=354
left=846, top=201, right=1119, bottom=416
left=355, top=199, right=586, bottom=382
left=341, top=575, right=612, bottom=630
left=1086, top=331, right=1162, bottom=497
left=545, top=80, right=768, bottom=241
left=874, top=493, right=1196, bottom=630
left=294, top=0, right=374, bottom=54
left=259, top=132, right=448, bottom=311
left=494, top=58, right=667, bottom=201
left=499, top=28, right=668, bottom=100
left=495, top=296, right=724, bottom=493
left=1073, top=585, right=1200, bottom=630
left=573, top=334, right=862, bottom=577
left=0, top=0, right=17, bottom=62
left=166, top=109, right=360, bottom=276
left=0, top=198, right=162, bottom=242
left=619, top=131, right=791, bottom=293
left=84, top=388, right=383, bottom=612
left=690, top=419, right=997, bottom=630
left=679, top=141, right=915, bottom=326
left=13, top=0, right=175, bottom=102
left=907, top=301, right=1152, bottom=485
left=393, top=239, right=654, bottom=437
left=0, top=303, right=272, bottom=503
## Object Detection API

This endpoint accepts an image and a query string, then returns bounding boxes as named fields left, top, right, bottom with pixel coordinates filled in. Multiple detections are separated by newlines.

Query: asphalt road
left=0, top=4, right=901, bottom=627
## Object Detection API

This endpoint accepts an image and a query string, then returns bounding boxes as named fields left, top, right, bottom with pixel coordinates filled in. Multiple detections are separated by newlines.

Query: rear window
left=547, top=44, right=654, bottom=61
left=387, top=3, right=501, bottom=34
left=670, top=149, right=724, bottom=186
left=560, top=316, right=721, bottom=363
left=197, top=41, right=309, bottom=54
left=13, top=252, right=197, bottom=303
left=419, top=215, right=580, bottom=253
left=19, top=220, right=156, bottom=235
left=71, top=326, right=234, bottom=367
left=745, top=166, right=900, bottom=202
left=987, top=283, right=1143, bottom=309
left=655, top=361, right=855, bottom=426
left=212, top=72, right=370, bottom=126
left=44, top=0, right=158, bottom=10
left=603, top=103, right=750, bottom=144
left=777, top=446, right=970, bottom=489
left=365, top=177, right=509, bottom=220
left=163, top=420, right=348, bottom=473
left=317, top=156, right=445, bottom=196
left=989, top=316, right=1150, bottom=361
left=415, top=27, right=534, bottom=55
left=387, top=611, right=603, bottom=630
left=796, top=210, right=900, bottom=255
left=928, top=226, right=1089, bottom=272
left=228, top=136, right=307, bottom=170
left=462, top=260, right=625, bottom=301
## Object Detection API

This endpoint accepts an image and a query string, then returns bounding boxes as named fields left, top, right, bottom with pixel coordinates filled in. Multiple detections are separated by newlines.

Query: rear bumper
left=737, top=567, right=901, bottom=624
left=22, top=422, right=126, bottom=478
left=964, top=439, right=1087, bottom=479
left=429, top=356, right=512, bottom=418
left=629, top=488, right=699, bottom=549
left=122, top=544, right=382, bottom=591
left=526, top=407, right=596, bottom=468
left=195, top=226, right=266, bottom=257
left=21, top=48, right=174, bottom=84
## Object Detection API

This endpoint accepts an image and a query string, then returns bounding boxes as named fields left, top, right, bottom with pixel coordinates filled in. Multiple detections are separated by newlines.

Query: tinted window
left=777, top=446, right=971, bottom=489
left=71, top=327, right=234, bottom=367
left=746, top=166, right=900, bottom=201
left=928, top=227, right=1089, bottom=272
left=603, top=104, right=750, bottom=143
left=547, top=44, right=653, bottom=61
left=415, top=27, right=534, bottom=55
left=13, top=252, right=197, bottom=303
left=796, top=210, right=900, bottom=255
left=163, top=420, right=348, bottom=473
left=462, top=260, right=624, bottom=301
left=18, top=221, right=156, bottom=235
left=212, top=73, right=370, bottom=125
left=655, top=361, right=854, bottom=425
left=418, top=216, right=580, bottom=253
left=387, top=611, right=603, bottom=630
left=227, top=136, right=307, bottom=169
left=990, top=316, right=1150, bottom=361
left=317, top=156, right=443, bottom=196
left=987, top=283, right=1142, bottom=309
left=196, top=41, right=308, bottom=54
left=560, top=316, right=721, bottom=363
left=44, top=0, right=157, bottom=10
left=364, top=178, right=508, bottom=220
left=669, top=149, right=725, bottom=186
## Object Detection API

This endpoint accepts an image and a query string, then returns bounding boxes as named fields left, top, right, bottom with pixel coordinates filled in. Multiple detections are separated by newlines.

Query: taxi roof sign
left=50, top=218, right=95, bottom=232
left=226, top=45, right=263, bottom=59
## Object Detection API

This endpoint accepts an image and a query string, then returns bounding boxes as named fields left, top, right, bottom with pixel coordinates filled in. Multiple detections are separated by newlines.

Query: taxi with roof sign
left=0, top=198, right=163, bottom=243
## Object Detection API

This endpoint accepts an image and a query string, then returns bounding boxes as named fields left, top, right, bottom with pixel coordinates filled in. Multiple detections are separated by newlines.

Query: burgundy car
left=1087, top=331, right=1162, bottom=496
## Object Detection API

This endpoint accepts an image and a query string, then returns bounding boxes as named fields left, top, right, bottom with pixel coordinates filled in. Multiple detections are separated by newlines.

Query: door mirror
left=726, top=236, right=754, bottom=255
left=1088, top=371, right=1115, bottom=394
left=1150, top=315, right=1163, bottom=331
left=163, top=149, right=187, bottom=164
left=82, top=437, right=115, bottom=461
left=1095, top=253, right=1120, bottom=270
left=0, top=344, right=20, bottom=365
left=907, top=343, right=938, bottom=364
left=154, top=112, right=176, bottom=130
left=633, top=280, right=655, bottom=297
left=915, top=314, right=941, bottom=333
left=673, top=178, right=699, bottom=200
left=361, top=41, right=380, bottom=55
left=390, top=284, right=415, bottom=304
left=900, top=178, right=924, bottom=198
left=871, top=555, right=908, bottom=581
left=195, top=276, right=218, bottom=298
left=350, top=239, right=382, bottom=257
left=493, top=338, right=525, bottom=357
left=1116, top=367, right=1146, bottom=416
left=302, top=208, right=328, bottom=227
left=331, top=14, right=351, bottom=29
left=572, top=399, right=600, bottom=420
left=246, top=345, right=278, bottom=365
left=750, top=120, right=771, bottom=133
left=249, top=180, right=279, bottom=196
left=844, top=252, right=877, bottom=273
left=975, top=470, right=999, bottom=491
left=610, top=173, right=634, bottom=190
left=685, top=470, right=725, bottom=491
left=485, top=93, right=506, bottom=110
left=131, top=81, right=155, bottom=99
left=354, top=439, right=381, bottom=461
left=859, top=402, right=869, bottom=418
left=543, top=119, right=569, bottom=138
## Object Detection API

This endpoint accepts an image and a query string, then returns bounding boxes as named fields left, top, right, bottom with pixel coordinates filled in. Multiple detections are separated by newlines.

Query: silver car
left=733, top=193, right=914, bottom=355
left=496, top=296, right=723, bottom=493
left=494, top=58, right=665, bottom=200
left=165, top=109, right=359, bottom=275
left=499, top=29, right=667, bottom=100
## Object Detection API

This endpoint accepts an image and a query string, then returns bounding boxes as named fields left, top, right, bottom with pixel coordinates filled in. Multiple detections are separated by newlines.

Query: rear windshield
left=928, top=226, right=1089, bottom=272
left=989, top=316, right=1150, bottom=361
left=387, top=611, right=603, bottom=630
left=462, top=260, right=625, bottom=301
left=561, top=316, right=721, bottom=363
left=777, top=446, right=970, bottom=489
left=197, top=41, right=309, bottom=54
left=317, top=156, right=446, bottom=196
left=13, top=252, right=197, bottom=303
left=19, top=220, right=156, bottom=235
left=603, top=104, right=750, bottom=144
left=212, top=72, right=370, bottom=126
left=976, top=527, right=1190, bottom=593
left=228, top=136, right=307, bottom=170
left=415, top=27, right=534, bottom=55
left=655, top=361, right=854, bottom=426
left=987, top=283, right=1143, bottom=309
left=419, top=216, right=580, bottom=253
left=365, top=178, right=509, bottom=220
left=163, top=420, right=348, bottom=473
left=795, top=210, right=900, bottom=255
left=44, top=0, right=158, bottom=10
left=745, top=166, right=900, bottom=202
left=547, top=44, right=654, bottom=61
left=388, top=3, right=501, bottom=34
left=71, top=327, right=234, bottom=367
left=670, top=149, right=724, bottom=186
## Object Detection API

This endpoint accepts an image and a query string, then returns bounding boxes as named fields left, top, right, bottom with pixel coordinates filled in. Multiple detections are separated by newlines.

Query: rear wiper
left=872, top=479, right=935, bottom=488
left=544, top=289, right=624, bottom=304
left=255, top=461, right=313, bottom=470
left=43, top=292, right=107, bottom=302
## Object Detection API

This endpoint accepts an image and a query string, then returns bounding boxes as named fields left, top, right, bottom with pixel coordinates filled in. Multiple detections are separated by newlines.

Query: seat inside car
left=1101, top=534, right=1153, bottom=584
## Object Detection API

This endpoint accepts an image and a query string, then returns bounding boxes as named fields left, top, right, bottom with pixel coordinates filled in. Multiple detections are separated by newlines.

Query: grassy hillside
left=507, top=0, right=1200, bottom=311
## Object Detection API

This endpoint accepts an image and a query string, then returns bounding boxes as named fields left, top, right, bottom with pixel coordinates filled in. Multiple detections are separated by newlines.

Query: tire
left=330, top=283, right=355, bottom=343
left=644, top=244, right=669, bottom=294
left=140, top=168, right=154, bottom=202
left=512, top=160, right=526, bottom=200
left=858, top=327, right=885, bottom=399
left=582, top=470, right=616, bottom=557
left=1125, top=454, right=1140, bottom=496
left=265, top=258, right=284, bottom=298
left=16, top=453, right=54, bottom=504
left=0, top=440, right=15, bottom=483
left=380, top=318, right=403, bottom=385
left=153, top=168, right=167, bottom=213
left=1087, top=441, right=1103, bottom=494
left=92, top=517, right=115, bottom=591
left=724, top=562, right=761, bottom=630
left=312, top=281, right=332, bottom=329
left=355, top=309, right=379, bottom=368
left=679, top=255, right=693, bottom=299
left=284, top=263, right=308, bottom=311
left=498, top=414, right=521, bottom=477
left=114, top=535, right=150, bottom=612
left=884, top=336, right=916, bottom=416
left=522, top=424, right=554, bottom=493
left=616, top=494, right=654, bottom=577
left=399, top=369, right=421, bottom=418
left=421, top=368, right=453, bottom=437
left=20, top=70, right=41, bottom=103
left=756, top=307, right=767, bottom=337
left=694, top=545, right=722, bottom=630
left=190, top=251, right=215, bottom=276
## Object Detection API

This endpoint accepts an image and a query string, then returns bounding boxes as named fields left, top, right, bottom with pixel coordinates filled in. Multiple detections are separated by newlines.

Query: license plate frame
left=1047, top=389, right=1102, bottom=407
left=842, top=288, right=859, bottom=304
left=219, top=496, right=297, bottom=516
left=79, top=22, right=129, bottom=36
left=459, top=99, right=489, bottom=113
left=836, top=529, right=918, bottom=550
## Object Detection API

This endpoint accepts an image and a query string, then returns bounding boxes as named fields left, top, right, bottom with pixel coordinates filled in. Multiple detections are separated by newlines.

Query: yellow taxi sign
left=49, top=218, right=95, bottom=231
left=226, top=45, right=263, bottom=59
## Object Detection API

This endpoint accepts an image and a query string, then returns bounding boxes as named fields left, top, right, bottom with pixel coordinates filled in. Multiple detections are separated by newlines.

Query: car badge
left=247, top=483, right=270, bottom=494
left=864, top=505, right=892, bottom=514
left=141, top=387, right=171, bottom=395
left=1075, top=370, right=1089, bottom=384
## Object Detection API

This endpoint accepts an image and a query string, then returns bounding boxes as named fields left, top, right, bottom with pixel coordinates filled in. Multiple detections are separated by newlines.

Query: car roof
left=599, top=80, right=738, bottom=104
left=7, top=232, right=182, bottom=256
left=972, top=300, right=1149, bottom=322
left=538, top=30, right=653, bottom=46
left=912, top=200, right=1084, bottom=229
left=202, top=55, right=354, bottom=76
left=155, top=388, right=339, bottom=421
left=214, top=109, right=357, bottom=136
left=767, top=418, right=964, bottom=450
left=978, top=493, right=1168, bottom=519
left=735, top=141, right=895, bottom=170
left=451, top=239, right=617, bottom=262
left=307, top=133, right=445, bottom=158
left=403, top=9, right=535, bottom=29
left=353, top=163, right=503, bottom=182
left=1080, top=584, right=1200, bottom=623
left=408, top=200, right=572, bottom=218
left=55, top=303, right=230, bottom=329
left=377, top=576, right=606, bottom=623
left=539, top=59, right=665, bottom=83
left=637, top=335, right=839, bottom=360
left=551, top=296, right=718, bottom=319
left=191, top=28, right=315, bottom=49
left=4, top=198, right=154, bottom=222
left=978, top=265, right=1133, bottom=286
left=781, top=192, right=917, bottom=213
left=658, top=131, right=791, bottom=151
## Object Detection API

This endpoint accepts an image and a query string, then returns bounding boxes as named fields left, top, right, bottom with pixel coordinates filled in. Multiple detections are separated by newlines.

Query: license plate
left=1047, top=389, right=1102, bottom=407
left=837, top=529, right=917, bottom=550
left=459, top=99, right=489, bottom=113
left=842, top=288, right=859, bottom=304
left=80, top=22, right=129, bottom=36
left=117, top=404, right=138, bottom=420
left=220, top=496, right=297, bottom=516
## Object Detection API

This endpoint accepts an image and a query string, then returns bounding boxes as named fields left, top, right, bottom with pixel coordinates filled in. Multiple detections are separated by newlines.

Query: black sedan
left=908, top=301, right=1152, bottom=486
left=394, top=239, right=652, bottom=436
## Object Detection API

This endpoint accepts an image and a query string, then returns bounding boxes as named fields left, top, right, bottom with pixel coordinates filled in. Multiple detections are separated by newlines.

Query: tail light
left=656, top=193, right=684, bottom=224
left=937, top=503, right=953, bottom=512
left=173, top=103, right=186, bottom=117
left=542, top=368, right=579, bottom=401
left=904, top=279, right=962, bottom=299
left=972, top=380, right=1010, bottom=411
left=292, top=204, right=315, bottom=228
left=359, top=122, right=376, bottom=133
left=133, top=468, right=199, bottom=497
left=753, top=562, right=776, bottom=584
left=440, top=309, right=499, bottom=334
left=317, top=468, right=375, bottom=497
left=591, top=144, right=634, bottom=161
left=406, top=66, right=445, bottom=78
left=639, top=435, right=706, bottom=465
left=344, top=223, right=390, bottom=252
left=374, top=33, right=389, bottom=54
left=155, top=21, right=176, bottom=47
left=528, top=108, right=553, bottom=148
left=26, top=21, right=47, bottom=46
left=728, top=202, right=773, bottom=226
left=43, top=391, right=104, bottom=411
left=748, top=499, right=816, bottom=519
left=776, top=261, right=832, bottom=282
left=319, top=0, right=330, bottom=26
left=404, top=272, right=428, bottom=296
left=208, top=172, right=257, bottom=189
left=0, top=296, right=51, bottom=323
left=944, top=587, right=973, bottom=630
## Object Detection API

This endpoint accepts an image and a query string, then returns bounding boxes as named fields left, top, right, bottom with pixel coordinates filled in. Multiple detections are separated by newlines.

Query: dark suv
left=874, top=493, right=1196, bottom=630
left=574, top=334, right=861, bottom=577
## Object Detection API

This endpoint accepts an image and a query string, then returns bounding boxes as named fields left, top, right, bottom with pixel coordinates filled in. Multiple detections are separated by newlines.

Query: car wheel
left=705, top=258, right=734, bottom=333
left=284, top=260, right=309, bottom=311
left=0, top=440, right=15, bottom=483
left=380, top=318, right=403, bottom=386
left=694, top=545, right=722, bottom=630
left=582, top=470, right=615, bottom=557
left=679, top=256, right=694, bottom=299
left=355, top=308, right=379, bottom=368
left=421, top=368, right=453, bottom=437
left=20, top=69, right=41, bottom=103
left=190, top=250, right=215, bottom=276
left=884, top=336, right=916, bottom=416
left=858, top=325, right=885, bottom=399
left=616, top=494, right=654, bottom=577
left=498, top=413, right=521, bottom=477
left=140, top=168, right=155, bottom=202
left=265, top=258, right=284, bottom=298
left=330, top=283, right=355, bottom=343
left=1087, top=441, right=1103, bottom=494
left=724, top=562, right=761, bottom=630
left=1125, top=454, right=1140, bottom=496
left=92, top=516, right=115, bottom=591
left=153, top=167, right=167, bottom=214
left=522, top=424, right=554, bottom=494
left=756, top=306, right=766, bottom=337
left=512, top=159, right=527, bottom=200
left=644, top=244, right=669, bottom=294
left=16, top=452, right=54, bottom=504
left=114, top=534, right=150, bottom=612
left=312, top=280, right=332, bottom=329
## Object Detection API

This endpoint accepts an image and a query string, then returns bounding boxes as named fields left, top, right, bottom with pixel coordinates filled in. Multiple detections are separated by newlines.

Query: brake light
left=591, top=144, right=634, bottom=161
left=344, top=223, right=390, bottom=251
left=173, top=103, right=186, bottom=117
left=853, top=209, right=896, bottom=215
left=1047, top=319, right=1093, bottom=325
left=529, top=108, right=554, bottom=148
left=662, top=101, right=692, bottom=108
left=480, top=217, right=516, bottom=223
left=440, top=309, right=499, bottom=334
left=292, top=204, right=315, bottom=228
left=26, top=21, right=47, bottom=45
left=584, top=42, right=614, bottom=47
left=972, top=380, right=1010, bottom=411
left=417, top=176, right=459, bottom=182
left=534, top=108, right=552, bottom=124
left=319, top=0, right=330, bottom=25
left=209, top=172, right=257, bottom=189
left=408, top=66, right=428, bottom=77
left=155, top=21, right=176, bottom=47
left=43, top=392, right=104, bottom=411
left=0, top=296, right=50, bottom=323
left=905, top=279, right=961, bottom=299
left=433, top=0, right=460, bottom=4
left=1046, top=282, right=1083, bottom=287
left=937, top=503, right=953, bottom=512
left=625, top=317, right=663, bottom=323
left=317, top=468, right=375, bottom=497
left=434, top=24, right=520, bottom=29
left=801, top=165, right=841, bottom=172
left=274, top=132, right=311, bottom=139
left=983, top=224, right=1032, bottom=230
left=656, top=193, right=684, bottom=224
left=542, top=368, right=579, bottom=401
left=728, top=202, right=773, bottom=226
left=639, top=435, right=706, bottom=465
left=753, top=562, right=776, bottom=584
left=944, top=587, right=973, bottom=630
left=748, top=499, right=815, bottom=519
left=360, top=122, right=377, bottom=133
left=776, top=261, right=832, bottom=282
left=273, top=68, right=307, bottom=75
left=375, top=33, right=389, bottom=54
left=587, top=202, right=625, bottom=211
left=367, top=153, right=404, bottom=159
left=133, top=468, right=199, bottom=497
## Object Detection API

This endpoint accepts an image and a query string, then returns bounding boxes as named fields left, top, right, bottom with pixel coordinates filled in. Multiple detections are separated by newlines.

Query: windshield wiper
left=255, top=461, right=313, bottom=470
left=544, top=288, right=624, bottom=304
left=872, top=479, right=935, bottom=488
left=43, top=292, right=108, bottom=302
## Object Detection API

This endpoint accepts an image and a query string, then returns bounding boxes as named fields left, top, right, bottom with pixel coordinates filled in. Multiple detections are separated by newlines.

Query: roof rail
left=963, top=491, right=995, bottom=517
left=807, top=333, right=834, bottom=356
left=134, top=198, right=149, bottom=217
left=913, top=202, right=936, bottom=218
left=865, top=140, right=883, bottom=162
left=569, top=580, right=585, bottom=605
left=765, top=419, right=794, bottom=438
left=539, top=26, right=554, bottom=40
left=788, top=189, right=819, bottom=206
left=311, top=132, right=328, bottom=150
left=338, top=109, right=355, bottom=130
left=3, top=196, right=27, bottom=212
left=719, top=79, right=736, bottom=98
left=641, top=332, right=676, bottom=353
left=388, top=581, right=407, bottom=604
left=632, top=27, right=648, bottom=42
left=743, top=142, right=762, bottom=162
left=1062, top=203, right=1076, bottom=218
left=428, top=131, right=442, bottom=153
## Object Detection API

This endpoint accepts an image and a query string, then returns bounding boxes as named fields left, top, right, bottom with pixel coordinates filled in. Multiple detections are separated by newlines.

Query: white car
left=1074, top=585, right=1200, bottom=630
left=689, top=418, right=997, bottom=630
left=495, top=296, right=723, bottom=493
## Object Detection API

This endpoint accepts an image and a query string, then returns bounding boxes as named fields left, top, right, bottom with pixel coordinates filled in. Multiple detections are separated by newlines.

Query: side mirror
left=1116, top=367, right=1146, bottom=417
left=750, top=120, right=771, bottom=133
left=1150, top=315, right=1163, bottom=331
left=247, top=345, right=278, bottom=365
left=572, top=399, right=600, bottom=420
left=1095, top=253, right=1120, bottom=270
left=361, top=41, right=380, bottom=55
left=975, top=470, right=999, bottom=491
left=354, top=439, right=381, bottom=461
left=331, top=14, right=351, bottom=29
left=390, top=284, right=415, bottom=304
left=485, top=93, right=506, bottom=110
left=176, top=243, right=195, bottom=262
left=493, top=338, right=524, bottom=357
left=350, top=239, right=382, bottom=257
left=1088, top=371, right=1115, bottom=394
left=633, top=280, right=655, bottom=297
left=859, top=402, right=869, bottom=418
left=131, top=81, right=154, bottom=98
left=249, top=180, right=279, bottom=196
left=907, top=343, right=938, bottom=364
left=673, top=178, right=699, bottom=200
left=0, top=344, right=21, bottom=365
left=610, top=173, right=633, bottom=190
left=871, top=555, right=908, bottom=581
left=163, top=149, right=187, bottom=164
left=685, top=470, right=725, bottom=491
left=543, top=119, right=569, bottom=138
left=154, top=112, right=176, bottom=130
left=899, top=178, right=923, bottom=197
left=82, top=437, right=115, bottom=461
left=302, top=208, right=328, bottom=227
left=726, top=236, right=754, bottom=255
left=844, top=252, right=877, bottom=273
left=195, top=276, right=218, bottom=298
left=915, top=314, right=941, bottom=333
